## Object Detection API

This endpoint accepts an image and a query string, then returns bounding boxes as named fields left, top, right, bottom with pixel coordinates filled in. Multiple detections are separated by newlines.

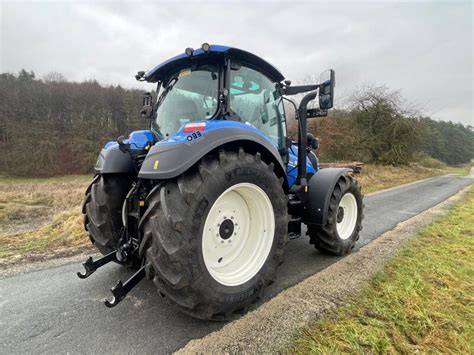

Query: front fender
left=302, top=168, right=352, bottom=225
left=138, top=121, right=286, bottom=182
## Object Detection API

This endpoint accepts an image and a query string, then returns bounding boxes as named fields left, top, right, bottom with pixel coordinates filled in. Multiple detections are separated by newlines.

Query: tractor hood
left=144, top=45, right=284, bottom=83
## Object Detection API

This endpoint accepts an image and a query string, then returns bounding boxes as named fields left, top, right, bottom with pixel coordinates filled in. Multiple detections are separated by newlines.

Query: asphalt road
left=1, top=175, right=472, bottom=354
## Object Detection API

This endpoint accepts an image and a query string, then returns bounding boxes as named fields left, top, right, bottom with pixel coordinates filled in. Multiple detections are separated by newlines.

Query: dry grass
left=0, top=175, right=89, bottom=234
left=0, top=175, right=91, bottom=267
left=292, top=187, right=474, bottom=353
left=358, top=162, right=470, bottom=194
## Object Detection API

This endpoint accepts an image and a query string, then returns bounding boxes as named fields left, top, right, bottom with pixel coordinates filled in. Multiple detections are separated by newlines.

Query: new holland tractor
left=78, top=43, right=363, bottom=320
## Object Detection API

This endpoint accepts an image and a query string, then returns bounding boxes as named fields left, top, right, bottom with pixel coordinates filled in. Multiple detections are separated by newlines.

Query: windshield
left=152, top=65, right=219, bottom=138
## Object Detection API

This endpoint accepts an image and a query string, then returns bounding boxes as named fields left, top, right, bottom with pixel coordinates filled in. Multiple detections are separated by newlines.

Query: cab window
left=153, top=65, right=219, bottom=138
left=229, top=66, right=287, bottom=150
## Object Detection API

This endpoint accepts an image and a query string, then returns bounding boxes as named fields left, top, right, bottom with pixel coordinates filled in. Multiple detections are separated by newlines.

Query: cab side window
left=229, top=66, right=287, bottom=150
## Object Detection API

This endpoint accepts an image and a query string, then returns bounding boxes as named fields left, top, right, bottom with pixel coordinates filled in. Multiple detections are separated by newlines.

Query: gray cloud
left=1, top=0, right=472, bottom=125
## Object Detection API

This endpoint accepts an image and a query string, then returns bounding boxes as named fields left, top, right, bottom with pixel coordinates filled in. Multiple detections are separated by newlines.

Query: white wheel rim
left=336, top=193, right=358, bottom=240
left=202, top=183, right=275, bottom=287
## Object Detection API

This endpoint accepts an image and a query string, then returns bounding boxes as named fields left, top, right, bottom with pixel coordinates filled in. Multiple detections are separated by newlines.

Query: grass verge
left=292, top=186, right=474, bottom=353
left=357, top=163, right=470, bottom=194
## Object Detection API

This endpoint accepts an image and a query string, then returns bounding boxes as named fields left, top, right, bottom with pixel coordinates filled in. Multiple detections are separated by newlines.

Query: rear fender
left=138, top=121, right=287, bottom=187
left=302, top=168, right=352, bottom=225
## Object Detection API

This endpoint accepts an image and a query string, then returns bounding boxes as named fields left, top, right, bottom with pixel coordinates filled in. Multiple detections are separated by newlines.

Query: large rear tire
left=307, top=175, right=363, bottom=256
left=83, top=174, right=131, bottom=255
left=140, top=149, right=288, bottom=320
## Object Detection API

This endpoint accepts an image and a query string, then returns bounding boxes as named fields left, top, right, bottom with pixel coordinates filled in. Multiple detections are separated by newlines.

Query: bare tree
left=42, top=72, right=67, bottom=83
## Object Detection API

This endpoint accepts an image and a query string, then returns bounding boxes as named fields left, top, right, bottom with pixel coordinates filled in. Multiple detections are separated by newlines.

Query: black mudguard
left=138, top=127, right=287, bottom=183
left=94, top=148, right=135, bottom=174
left=302, top=168, right=352, bottom=225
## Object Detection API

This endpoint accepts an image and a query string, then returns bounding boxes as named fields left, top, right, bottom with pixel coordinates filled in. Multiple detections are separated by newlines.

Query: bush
left=413, top=152, right=447, bottom=169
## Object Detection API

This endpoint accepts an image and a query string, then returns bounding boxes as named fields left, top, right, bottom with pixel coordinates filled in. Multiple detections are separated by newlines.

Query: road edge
left=0, top=249, right=99, bottom=279
left=176, top=184, right=472, bottom=354
left=366, top=167, right=473, bottom=197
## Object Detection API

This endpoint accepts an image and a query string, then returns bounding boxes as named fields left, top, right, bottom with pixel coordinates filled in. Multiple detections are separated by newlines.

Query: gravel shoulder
left=176, top=184, right=472, bottom=354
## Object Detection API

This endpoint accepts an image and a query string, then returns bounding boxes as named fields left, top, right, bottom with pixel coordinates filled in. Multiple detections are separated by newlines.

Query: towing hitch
left=104, top=266, right=146, bottom=308
left=77, top=250, right=118, bottom=279
left=77, top=247, right=146, bottom=308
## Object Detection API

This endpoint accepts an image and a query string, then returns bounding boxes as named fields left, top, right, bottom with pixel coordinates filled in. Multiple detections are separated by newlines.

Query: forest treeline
left=1, top=70, right=472, bottom=177
left=1, top=70, right=147, bottom=176
left=298, top=85, right=473, bottom=166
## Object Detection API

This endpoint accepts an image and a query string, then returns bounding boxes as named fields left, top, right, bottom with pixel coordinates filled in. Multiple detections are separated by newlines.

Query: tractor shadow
left=57, top=229, right=368, bottom=353
left=83, top=235, right=348, bottom=351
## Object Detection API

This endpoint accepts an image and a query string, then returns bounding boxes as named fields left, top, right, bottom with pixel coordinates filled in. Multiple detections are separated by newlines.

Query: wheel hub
left=337, top=206, right=345, bottom=223
left=336, top=192, right=358, bottom=240
left=219, top=219, right=234, bottom=240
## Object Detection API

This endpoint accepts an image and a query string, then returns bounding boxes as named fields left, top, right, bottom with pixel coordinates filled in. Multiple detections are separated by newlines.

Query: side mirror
left=319, top=69, right=335, bottom=110
left=140, top=92, right=153, bottom=119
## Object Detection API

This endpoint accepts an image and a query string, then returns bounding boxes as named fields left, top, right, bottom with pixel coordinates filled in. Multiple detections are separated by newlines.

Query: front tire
left=140, top=149, right=288, bottom=320
left=307, top=175, right=363, bottom=256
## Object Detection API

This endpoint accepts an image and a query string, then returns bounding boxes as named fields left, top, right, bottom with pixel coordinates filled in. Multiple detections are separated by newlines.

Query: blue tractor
left=78, top=43, right=363, bottom=320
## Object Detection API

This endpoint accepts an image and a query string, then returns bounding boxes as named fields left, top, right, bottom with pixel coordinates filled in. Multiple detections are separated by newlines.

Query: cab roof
left=144, top=44, right=285, bottom=83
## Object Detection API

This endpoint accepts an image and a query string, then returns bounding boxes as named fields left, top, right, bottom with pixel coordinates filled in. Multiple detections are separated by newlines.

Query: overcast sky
left=1, top=0, right=472, bottom=126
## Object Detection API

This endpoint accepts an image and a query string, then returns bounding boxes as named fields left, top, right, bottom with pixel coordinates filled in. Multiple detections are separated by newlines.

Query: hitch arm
left=104, top=266, right=146, bottom=308
left=77, top=251, right=118, bottom=279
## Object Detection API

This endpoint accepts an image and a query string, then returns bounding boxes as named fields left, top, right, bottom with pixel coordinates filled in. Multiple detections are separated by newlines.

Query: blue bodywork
left=155, top=120, right=268, bottom=145
left=144, top=45, right=285, bottom=83
left=145, top=45, right=230, bottom=81
left=287, top=144, right=316, bottom=187
left=103, top=122, right=317, bottom=189
left=160, top=120, right=317, bottom=187
left=104, top=130, right=154, bottom=151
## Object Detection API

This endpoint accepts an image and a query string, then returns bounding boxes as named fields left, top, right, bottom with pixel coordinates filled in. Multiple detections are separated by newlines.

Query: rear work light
left=183, top=122, right=206, bottom=133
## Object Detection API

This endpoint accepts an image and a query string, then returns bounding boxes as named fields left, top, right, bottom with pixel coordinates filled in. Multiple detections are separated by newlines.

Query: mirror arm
left=297, top=90, right=318, bottom=188
left=284, top=84, right=319, bottom=96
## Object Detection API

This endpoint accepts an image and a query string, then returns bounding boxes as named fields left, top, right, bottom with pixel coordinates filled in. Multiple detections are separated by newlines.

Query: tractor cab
left=136, top=43, right=334, bottom=187
left=139, top=45, right=288, bottom=152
